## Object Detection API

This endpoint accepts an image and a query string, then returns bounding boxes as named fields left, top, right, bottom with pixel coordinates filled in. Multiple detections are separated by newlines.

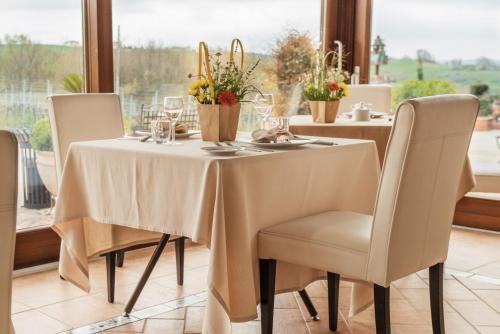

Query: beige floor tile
left=183, top=306, right=206, bottom=333
left=442, top=280, right=479, bottom=301
left=37, top=294, right=125, bottom=328
left=143, top=318, right=184, bottom=334
left=448, top=299, right=500, bottom=326
left=12, top=269, right=87, bottom=308
left=446, top=229, right=500, bottom=272
left=11, top=300, right=30, bottom=314
left=303, top=280, right=328, bottom=297
left=392, top=324, right=433, bottom=334
left=151, top=266, right=208, bottom=298
left=472, top=261, right=500, bottom=280
left=443, top=312, right=479, bottom=334
left=11, top=309, right=71, bottom=334
left=476, top=326, right=500, bottom=334
left=92, top=280, right=179, bottom=310
left=457, top=276, right=500, bottom=290
left=393, top=274, right=428, bottom=289
left=474, top=290, right=500, bottom=313
left=418, top=311, right=478, bottom=333
left=273, top=308, right=310, bottom=334
left=106, top=320, right=146, bottom=332
left=306, top=311, right=352, bottom=333
left=399, top=288, right=455, bottom=313
left=153, top=307, right=187, bottom=320
left=275, top=292, right=300, bottom=309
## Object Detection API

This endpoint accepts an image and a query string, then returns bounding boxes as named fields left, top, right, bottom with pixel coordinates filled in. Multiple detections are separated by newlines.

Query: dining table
left=52, top=134, right=382, bottom=333
left=52, top=128, right=474, bottom=333
left=290, top=115, right=475, bottom=199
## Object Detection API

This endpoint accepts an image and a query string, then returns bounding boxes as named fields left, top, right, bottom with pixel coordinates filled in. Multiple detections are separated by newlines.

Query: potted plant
left=30, top=118, right=58, bottom=197
left=188, top=39, right=260, bottom=141
left=303, top=50, right=350, bottom=123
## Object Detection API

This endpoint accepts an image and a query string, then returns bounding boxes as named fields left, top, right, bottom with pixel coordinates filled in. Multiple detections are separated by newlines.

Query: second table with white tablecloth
left=52, top=135, right=381, bottom=333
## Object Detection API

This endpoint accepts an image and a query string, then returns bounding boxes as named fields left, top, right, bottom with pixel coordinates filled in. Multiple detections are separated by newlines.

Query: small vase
left=309, top=100, right=340, bottom=123
left=197, top=103, right=241, bottom=141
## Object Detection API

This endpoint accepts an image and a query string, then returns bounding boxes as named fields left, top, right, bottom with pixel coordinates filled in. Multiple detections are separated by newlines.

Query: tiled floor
left=11, top=227, right=500, bottom=334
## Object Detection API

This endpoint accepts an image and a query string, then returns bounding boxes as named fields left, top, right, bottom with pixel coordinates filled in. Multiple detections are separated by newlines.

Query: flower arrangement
left=303, top=50, right=350, bottom=102
left=188, top=51, right=260, bottom=106
left=189, top=39, right=259, bottom=141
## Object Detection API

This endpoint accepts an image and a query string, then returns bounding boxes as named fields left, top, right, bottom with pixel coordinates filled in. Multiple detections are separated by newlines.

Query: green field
left=377, top=58, right=500, bottom=95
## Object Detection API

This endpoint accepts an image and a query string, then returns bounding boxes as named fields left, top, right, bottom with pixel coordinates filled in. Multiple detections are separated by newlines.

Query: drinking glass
left=254, top=93, right=274, bottom=129
left=270, top=116, right=290, bottom=132
left=163, top=96, right=184, bottom=145
left=151, top=119, right=170, bottom=144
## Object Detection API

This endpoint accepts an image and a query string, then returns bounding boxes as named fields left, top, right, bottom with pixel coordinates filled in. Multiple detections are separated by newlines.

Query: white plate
left=247, top=138, right=319, bottom=148
left=135, top=130, right=200, bottom=138
left=200, top=146, right=240, bottom=156
left=343, top=111, right=387, bottom=119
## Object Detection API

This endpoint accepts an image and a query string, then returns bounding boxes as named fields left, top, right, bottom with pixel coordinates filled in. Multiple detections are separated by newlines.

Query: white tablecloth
left=52, top=136, right=381, bottom=333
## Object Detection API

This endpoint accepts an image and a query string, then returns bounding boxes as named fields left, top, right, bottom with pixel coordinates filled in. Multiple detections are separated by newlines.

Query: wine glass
left=163, top=96, right=184, bottom=145
left=254, top=93, right=274, bottom=129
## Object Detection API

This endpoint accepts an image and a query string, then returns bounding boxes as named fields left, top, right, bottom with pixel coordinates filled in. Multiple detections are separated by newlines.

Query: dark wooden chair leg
left=298, top=289, right=320, bottom=321
left=106, top=251, right=117, bottom=303
left=429, top=263, right=445, bottom=334
left=175, top=237, right=185, bottom=286
left=124, top=234, right=170, bottom=314
left=116, top=250, right=125, bottom=268
left=260, top=259, right=277, bottom=334
left=327, top=272, right=340, bottom=331
left=374, top=284, right=391, bottom=334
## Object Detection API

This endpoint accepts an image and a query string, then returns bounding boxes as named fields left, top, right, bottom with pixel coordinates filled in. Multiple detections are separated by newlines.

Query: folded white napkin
left=251, top=128, right=295, bottom=143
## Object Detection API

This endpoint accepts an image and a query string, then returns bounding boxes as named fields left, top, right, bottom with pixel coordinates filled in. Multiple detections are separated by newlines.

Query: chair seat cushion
left=259, top=211, right=373, bottom=280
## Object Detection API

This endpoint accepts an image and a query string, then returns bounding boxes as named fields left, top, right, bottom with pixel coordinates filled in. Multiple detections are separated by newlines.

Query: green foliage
left=61, top=73, right=83, bottom=93
left=470, top=84, right=489, bottom=97
left=122, top=115, right=135, bottom=135
left=30, top=117, right=52, bottom=151
left=392, top=79, right=457, bottom=109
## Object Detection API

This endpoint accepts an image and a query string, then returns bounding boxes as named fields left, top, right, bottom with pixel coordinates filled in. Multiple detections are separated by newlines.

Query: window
left=113, top=0, right=322, bottom=132
left=370, top=0, right=500, bottom=177
left=0, top=0, right=84, bottom=230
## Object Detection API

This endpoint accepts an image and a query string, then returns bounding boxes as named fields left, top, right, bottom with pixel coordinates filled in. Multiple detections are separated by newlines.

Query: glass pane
left=0, top=1, right=84, bottom=230
left=113, top=0, right=321, bottom=132
left=371, top=0, right=500, bottom=182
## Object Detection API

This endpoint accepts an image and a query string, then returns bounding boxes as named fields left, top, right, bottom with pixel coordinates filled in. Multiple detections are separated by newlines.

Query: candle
left=334, top=40, right=343, bottom=71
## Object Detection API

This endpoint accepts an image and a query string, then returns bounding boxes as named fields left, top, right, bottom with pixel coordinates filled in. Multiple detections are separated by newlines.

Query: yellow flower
left=188, top=87, right=198, bottom=96
left=338, top=82, right=349, bottom=97
left=196, top=92, right=206, bottom=103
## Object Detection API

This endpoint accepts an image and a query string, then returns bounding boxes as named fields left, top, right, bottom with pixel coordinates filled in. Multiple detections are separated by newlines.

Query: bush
left=30, top=117, right=53, bottom=151
left=478, top=94, right=499, bottom=117
left=392, top=79, right=457, bottom=109
left=470, top=84, right=489, bottom=97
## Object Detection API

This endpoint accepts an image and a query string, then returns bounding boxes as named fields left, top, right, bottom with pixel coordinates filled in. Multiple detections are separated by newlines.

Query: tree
left=267, top=30, right=315, bottom=93
left=475, top=57, right=497, bottom=71
left=392, top=79, right=457, bottom=109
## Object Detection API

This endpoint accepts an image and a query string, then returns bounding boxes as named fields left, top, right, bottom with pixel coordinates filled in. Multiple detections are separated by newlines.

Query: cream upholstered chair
left=258, top=95, right=479, bottom=334
left=339, top=84, right=392, bottom=113
left=0, top=131, right=18, bottom=334
left=47, top=94, right=186, bottom=304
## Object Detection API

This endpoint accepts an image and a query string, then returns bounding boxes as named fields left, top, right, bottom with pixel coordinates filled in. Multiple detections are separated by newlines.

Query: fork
left=225, top=141, right=272, bottom=153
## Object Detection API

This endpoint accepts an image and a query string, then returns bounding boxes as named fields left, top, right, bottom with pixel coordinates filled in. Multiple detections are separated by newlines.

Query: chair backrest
left=0, top=130, right=18, bottom=334
left=367, top=95, right=479, bottom=287
left=339, top=84, right=392, bottom=113
left=48, top=94, right=124, bottom=183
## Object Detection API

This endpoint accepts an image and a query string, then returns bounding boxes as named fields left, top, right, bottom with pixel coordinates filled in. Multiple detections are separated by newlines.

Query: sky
left=0, top=0, right=499, bottom=61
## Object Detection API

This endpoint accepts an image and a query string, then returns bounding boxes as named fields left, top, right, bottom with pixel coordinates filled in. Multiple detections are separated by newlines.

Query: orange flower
left=327, top=81, right=339, bottom=92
